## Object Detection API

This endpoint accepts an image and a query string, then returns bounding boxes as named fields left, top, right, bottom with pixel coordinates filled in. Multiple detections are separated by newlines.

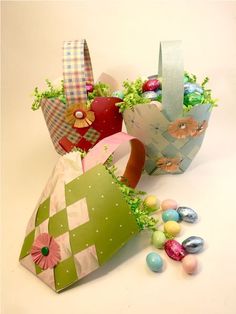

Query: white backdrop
left=2, top=1, right=236, bottom=314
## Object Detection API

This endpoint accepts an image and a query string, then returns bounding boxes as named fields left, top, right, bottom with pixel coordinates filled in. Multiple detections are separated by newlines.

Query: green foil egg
left=152, top=230, right=166, bottom=249
left=184, top=92, right=203, bottom=106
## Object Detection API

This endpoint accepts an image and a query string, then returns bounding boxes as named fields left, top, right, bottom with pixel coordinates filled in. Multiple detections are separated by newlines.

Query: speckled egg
left=161, top=199, right=178, bottom=211
left=152, top=230, right=166, bottom=249
left=146, top=252, right=163, bottom=272
left=164, top=221, right=181, bottom=237
left=144, top=195, right=160, bottom=212
left=182, top=254, right=198, bottom=274
left=162, top=209, right=180, bottom=222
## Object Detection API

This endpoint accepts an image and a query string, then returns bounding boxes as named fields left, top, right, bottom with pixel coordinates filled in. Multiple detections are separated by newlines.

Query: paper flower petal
left=31, top=233, right=61, bottom=270
left=168, top=117, right=198, bottom=139
left=156, top=157, right=182, bottom=172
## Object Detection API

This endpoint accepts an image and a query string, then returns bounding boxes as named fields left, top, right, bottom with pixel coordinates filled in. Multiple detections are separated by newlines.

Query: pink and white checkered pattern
left=63, top=40, right=94, bottom=106
left=41, top=98, right=82, bottom=155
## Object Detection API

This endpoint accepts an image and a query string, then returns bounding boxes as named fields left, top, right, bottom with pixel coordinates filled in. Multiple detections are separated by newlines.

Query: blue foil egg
left=142, top=91, right=158, bottom=100
left=156, top=90, right=162, bottom=102
left=182, top=236, right=204, bottom=253
left=112, top=90, right=124, bottom=99
left=162, top=209, right=180, bottom=222
left=184, top=83, right=203, bottom=95
left=177, top=206, right=198, bottom=223
left=146, top=252, right=163, bottom=272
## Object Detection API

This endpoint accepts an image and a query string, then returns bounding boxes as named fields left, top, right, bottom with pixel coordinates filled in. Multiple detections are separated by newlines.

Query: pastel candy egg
left=161, top=199, right=178, bottom=211
left=146, top=252, right=163, bottom=272
left=142, top=79, right=160, bottom=92
left=164, top=240, right=186, bottom=261
left=152, top=231, right=166, bottom=249
left=164, top=221, right=181, bottom=237
left=182, top=236, right=204, bottom=253
left=182, top=254, right=198, bottom=274
left=162, top=209, right=180, bottom=222
left=177, top=206, right=198, bottom=223
left=144, top=195, right=160, bottom=212
left=142, top=91, right=158, bottom=100
left=112, top=90, right=124, bottom=99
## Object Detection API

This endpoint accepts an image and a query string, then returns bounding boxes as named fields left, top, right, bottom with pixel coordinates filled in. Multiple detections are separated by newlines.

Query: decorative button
left=74, top=110, right=84, bottom=119
left=41, top=246, right=49, bottom=256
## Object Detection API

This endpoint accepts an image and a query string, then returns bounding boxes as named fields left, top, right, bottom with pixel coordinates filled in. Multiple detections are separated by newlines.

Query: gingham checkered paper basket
left=19, top=132, right=145, bottom=292
left=41, top=40, right=123, bottom=155
left=124, top=41, right=212, bottom=175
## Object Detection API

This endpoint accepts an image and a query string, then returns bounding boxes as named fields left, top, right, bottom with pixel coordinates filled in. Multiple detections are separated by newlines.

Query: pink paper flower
left=31, top=233, right=61, bottom=270
left=168, top=117, right=198, bottom=139
left=191, top=120, right=208, bottom=137
left=156, top=157, right=182, bottom=172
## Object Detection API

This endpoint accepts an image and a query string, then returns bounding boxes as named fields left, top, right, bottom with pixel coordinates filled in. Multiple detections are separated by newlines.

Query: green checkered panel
left=19, top=164, right=139, bottom=292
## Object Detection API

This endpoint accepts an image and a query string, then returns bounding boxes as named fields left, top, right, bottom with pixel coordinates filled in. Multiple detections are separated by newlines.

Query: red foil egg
left=164, top=239, right=186, bottom=261
left=142, top=79, right=160, bottom=92
left=86, top=83, right=94, bottom=93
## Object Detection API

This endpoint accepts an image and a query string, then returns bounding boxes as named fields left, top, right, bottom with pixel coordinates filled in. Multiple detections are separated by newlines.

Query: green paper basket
left=19, top=132, right=145, bottom=292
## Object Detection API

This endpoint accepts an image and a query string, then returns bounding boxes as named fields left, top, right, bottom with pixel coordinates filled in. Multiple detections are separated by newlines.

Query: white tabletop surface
left=2, top=1, right=236, bottom=313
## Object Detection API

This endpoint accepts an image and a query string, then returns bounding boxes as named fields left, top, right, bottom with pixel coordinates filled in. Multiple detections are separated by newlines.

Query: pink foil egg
left=164, top=239, right=186, bottom=261
left=182, top=254, right=198, bottom=274
left=142, top=79, right=160, bottom=92
left=86, top=83, right=94, bottom=93
left=161, top=199, right=178, bottom=211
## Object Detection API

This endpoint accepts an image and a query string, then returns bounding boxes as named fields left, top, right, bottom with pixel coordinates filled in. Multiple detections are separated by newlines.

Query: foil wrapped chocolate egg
left=184, top=83, right=203, bottom=95
left=182, top=236, right=204, bottom=254
left=164, top=240, right=186, bottom=261
left=177, top=206, right=198, bottom=223
left=156, top=90, right=162, bottom=102
left=112, top=90, right=124, bottom=99
left=184, top=92, right=203, bottom=106
left=86, top=83, right=94, bottom=93
left=142, top=91, right=158, bottom=100
left=142, top=79, right=160, bottom=92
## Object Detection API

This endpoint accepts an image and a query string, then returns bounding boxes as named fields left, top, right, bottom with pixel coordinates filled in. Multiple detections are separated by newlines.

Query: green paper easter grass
left=116, top=73, right=218, bottom=113
left=31, top=80, right=112, bottom=111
